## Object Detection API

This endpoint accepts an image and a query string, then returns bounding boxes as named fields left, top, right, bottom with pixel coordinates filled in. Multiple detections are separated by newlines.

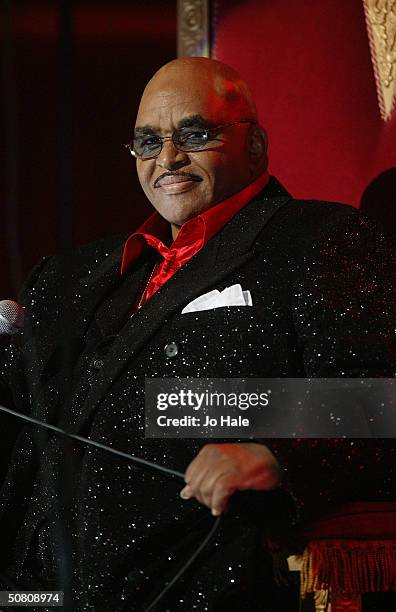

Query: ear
left=247, top=125, right=268, bottom=176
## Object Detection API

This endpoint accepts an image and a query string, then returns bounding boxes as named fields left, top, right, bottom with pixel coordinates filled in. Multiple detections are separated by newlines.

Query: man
left=0, top=57, right=395, bottom=611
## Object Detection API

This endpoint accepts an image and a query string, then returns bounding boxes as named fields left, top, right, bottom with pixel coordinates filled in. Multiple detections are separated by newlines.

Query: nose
left=155, top=139, right=190, bottom=171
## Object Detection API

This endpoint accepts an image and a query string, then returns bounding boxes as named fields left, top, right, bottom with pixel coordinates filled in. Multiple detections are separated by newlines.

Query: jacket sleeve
left=271, top=210, right=396, bottom=522
left=0, top=257, right=51, bottom=482
left=293, top=209, right=395, bottom=378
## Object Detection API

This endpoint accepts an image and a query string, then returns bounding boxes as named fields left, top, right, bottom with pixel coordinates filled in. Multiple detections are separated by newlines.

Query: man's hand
left=180, top=443, right=282, bottom=516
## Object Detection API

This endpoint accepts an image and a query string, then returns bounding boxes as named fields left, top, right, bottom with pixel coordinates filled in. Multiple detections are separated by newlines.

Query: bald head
left=138, top=57, right=258, bottom=124
left=133, top=57, right=268, bottom=235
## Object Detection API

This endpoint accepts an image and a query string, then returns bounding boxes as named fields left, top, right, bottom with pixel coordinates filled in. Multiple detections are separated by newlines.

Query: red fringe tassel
left=300, top=540, right=396, bottom=596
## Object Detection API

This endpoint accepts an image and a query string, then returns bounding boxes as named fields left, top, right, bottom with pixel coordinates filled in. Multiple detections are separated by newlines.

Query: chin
left=166, top=214, right=193, bottom=227
left=156, top=203, right=206, bottom=226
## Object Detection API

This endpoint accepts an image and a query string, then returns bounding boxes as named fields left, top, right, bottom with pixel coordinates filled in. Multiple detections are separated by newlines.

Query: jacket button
left=93, top=358, right=104, bottom=369
left=164, top=342, right=178, bottom=358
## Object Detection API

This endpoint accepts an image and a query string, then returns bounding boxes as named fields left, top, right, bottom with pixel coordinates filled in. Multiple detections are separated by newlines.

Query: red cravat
left=121, top=171, right=269, bottom=307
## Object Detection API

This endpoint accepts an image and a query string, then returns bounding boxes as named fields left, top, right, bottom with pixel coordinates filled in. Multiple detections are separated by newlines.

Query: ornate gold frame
left=363, top=0, right=396, bottom=120
left=177, top=0, right=210, bottom=57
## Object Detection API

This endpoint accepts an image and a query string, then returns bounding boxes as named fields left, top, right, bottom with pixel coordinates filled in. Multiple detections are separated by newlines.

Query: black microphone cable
left=144, top=515, right=221, bottom=612
left=0, top=404, right=185, bottom=479
left=0, top=404, right=222, bottom=611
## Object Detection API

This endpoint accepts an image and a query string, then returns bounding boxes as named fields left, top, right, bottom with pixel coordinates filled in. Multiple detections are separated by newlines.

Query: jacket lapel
left=34, top=244, right=153, bottom=408
left=70, top=178, right=292, bottom=433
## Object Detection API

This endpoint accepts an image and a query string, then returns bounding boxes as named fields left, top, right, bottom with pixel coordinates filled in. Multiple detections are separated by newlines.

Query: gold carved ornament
left=177, top=0, right=210, bottom=58
left=363, top=0, right=396, bottom=120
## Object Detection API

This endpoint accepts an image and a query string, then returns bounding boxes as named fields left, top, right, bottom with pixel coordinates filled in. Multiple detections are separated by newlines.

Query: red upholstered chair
left=289, top=502, right=396, bottom=611
left=177, top=1, right=396, bottom=609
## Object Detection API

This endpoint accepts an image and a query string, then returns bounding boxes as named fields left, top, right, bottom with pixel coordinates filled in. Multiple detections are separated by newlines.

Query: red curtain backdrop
left=0, top=2, right=176, bottom=298
left=212, top=0, right=396, bottom=207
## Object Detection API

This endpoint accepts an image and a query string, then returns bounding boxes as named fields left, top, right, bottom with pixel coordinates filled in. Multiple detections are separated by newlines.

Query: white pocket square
left=182, top=284, right=252, bottom=314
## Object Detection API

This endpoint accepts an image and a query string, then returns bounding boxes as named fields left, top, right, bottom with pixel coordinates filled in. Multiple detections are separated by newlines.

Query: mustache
left=154, top=171, right=203, bottom=188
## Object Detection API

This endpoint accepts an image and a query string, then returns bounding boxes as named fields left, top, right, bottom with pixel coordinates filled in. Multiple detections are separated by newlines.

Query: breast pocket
left=161, top=306, right=268, bottom=377
left=174, top=305, right=259, bottom=331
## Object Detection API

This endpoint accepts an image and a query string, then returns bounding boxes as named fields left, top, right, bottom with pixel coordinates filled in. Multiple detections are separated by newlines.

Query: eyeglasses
left=124, top=120, right=256, bottom=160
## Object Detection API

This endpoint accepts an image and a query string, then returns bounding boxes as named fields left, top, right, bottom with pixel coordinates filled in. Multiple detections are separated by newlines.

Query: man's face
left=134, top=78, right=254, bottom=228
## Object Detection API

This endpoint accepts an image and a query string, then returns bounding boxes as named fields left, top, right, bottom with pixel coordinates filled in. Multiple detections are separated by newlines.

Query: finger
left=182, top=460, right=213, bottom=506
left=211, top=477, right=237, bottom=516
left=196, top=469, right=232, bottom=510
left=187, top=464, right=213, bottom=505
left=184, top=445, right=214, bottom=484
left=180, top=485, right=193, bottom=500
left=184, top=447, right=220, bottom=501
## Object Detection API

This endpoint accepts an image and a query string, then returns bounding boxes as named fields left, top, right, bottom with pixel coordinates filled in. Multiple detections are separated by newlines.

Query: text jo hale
left=157, top=414, right=250, bottom=427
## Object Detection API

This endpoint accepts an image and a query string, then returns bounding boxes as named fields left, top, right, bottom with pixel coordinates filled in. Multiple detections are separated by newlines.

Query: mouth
left=154, top=172, right=202, bottom=194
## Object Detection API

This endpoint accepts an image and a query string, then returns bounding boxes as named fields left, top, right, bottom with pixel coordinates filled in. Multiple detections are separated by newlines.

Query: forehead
left=135, top=81, right=230, bottom=132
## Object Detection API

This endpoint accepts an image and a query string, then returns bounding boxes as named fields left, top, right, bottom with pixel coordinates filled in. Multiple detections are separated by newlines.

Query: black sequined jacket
left=0, top=177, right=395, bottom=611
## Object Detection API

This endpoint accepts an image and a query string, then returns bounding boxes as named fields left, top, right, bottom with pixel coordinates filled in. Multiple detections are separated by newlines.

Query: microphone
left=0, top=300, right=25, bottom=335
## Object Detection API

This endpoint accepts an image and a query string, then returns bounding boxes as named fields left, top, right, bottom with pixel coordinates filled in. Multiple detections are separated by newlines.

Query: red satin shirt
left=121, top=171, right=269, bottom=307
